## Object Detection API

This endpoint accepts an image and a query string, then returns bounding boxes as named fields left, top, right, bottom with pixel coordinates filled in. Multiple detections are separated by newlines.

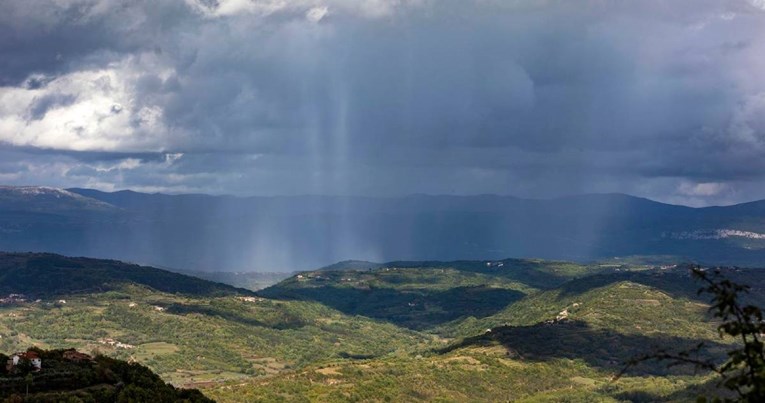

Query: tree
left=15, top=358, right=34, bottom=374
left=619, top=266, right=765, bottom=402
left=24, top=373, right=33, bottom=397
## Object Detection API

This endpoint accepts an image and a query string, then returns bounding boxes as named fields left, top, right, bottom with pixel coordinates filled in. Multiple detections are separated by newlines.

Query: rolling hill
left=0, top=253, right=430, bottom=388
left=0, top=186, right=117, bottom=214
left=0, top=252, right=250, bottom=297
left=259, top=258, right=597, bottom=330
left=206, top=259, right=764, bottom=402
left=0, top=348, right=212, bottom=402
left=0, top=252, right=762, bottom=401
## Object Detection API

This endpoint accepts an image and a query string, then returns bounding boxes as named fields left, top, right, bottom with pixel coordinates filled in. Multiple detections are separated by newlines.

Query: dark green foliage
left=0, top=253, right=251, bottom=298
left=317, top=260, right=383, bottom=271
left=258, top=262, right=570, bottom=330
left=620, top=267, right=765, bottom=402
left=693, top=268, right=765, bottom=401
left=317, top=258, right=599, bottom=289
left=263, top=281, right=524, bottom=330
left=445, top=320, right=727, bottom=375
left=0, top=349, right=212, bottom=402
left=174, top=271, right=293, bottom=291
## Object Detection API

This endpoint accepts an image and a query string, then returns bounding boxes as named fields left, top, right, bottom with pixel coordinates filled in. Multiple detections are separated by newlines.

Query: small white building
left=8, top=351, right=41, bottom=371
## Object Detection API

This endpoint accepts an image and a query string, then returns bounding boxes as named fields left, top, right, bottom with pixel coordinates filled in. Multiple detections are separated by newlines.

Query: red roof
left=21, top=351, right=39, bottom=359
left=63, top=350, right=91, bottom=360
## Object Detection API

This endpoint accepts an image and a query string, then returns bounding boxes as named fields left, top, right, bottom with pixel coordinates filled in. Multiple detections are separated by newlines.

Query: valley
left=0, top=252, right=759, bottom=401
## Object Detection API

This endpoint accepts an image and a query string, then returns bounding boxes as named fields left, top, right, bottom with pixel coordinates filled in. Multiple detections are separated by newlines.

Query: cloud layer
left=1, top=0, right=765, bottom=205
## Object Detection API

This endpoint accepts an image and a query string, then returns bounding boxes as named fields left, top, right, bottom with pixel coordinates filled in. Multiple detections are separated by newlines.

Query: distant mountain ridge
left=0, top=186, right=118, bottom=213
left=2, top=185, right=765, bottom=270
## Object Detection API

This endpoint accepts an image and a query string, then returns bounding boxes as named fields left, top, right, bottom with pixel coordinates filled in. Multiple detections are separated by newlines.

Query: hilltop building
left=6, top=351, right=42, bottom=371
left=63, top=349, right=93, bottom=362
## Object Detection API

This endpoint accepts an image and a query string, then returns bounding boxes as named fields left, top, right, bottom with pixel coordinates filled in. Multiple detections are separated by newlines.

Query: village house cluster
left=296, top=273, right=327, bottom=281
left=5, top=349, right=94, bottom=373
left=237, top=296, right=265, bottom=303
left=0, top=294, right=27, bottom=304
left=98, top=338, right=135, bottom=349
left=543, top=302, right=582, bottom=325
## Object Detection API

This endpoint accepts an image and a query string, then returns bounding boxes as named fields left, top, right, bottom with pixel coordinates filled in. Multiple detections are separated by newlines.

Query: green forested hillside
left=0, top=253, right=429, bottom=388
left=0, top=348, right=211, bottom=402
left=438, top=267, right=765, bottom=338
left=204, top=341, right=718, bottom=402
left=259, top=259, right=607, bottom=331
left=0, top=252, right=762, bottom=402
left=0, top=253, right=249, bottom=297
left=219, top=261, right=763, bottom=402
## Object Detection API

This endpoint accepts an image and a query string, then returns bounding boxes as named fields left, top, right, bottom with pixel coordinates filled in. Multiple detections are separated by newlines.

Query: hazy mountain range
left=2, top=185, right=765, bottom=271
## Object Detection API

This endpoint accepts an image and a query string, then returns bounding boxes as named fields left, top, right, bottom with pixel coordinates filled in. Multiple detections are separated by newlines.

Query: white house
left=7, top=351, right=41, bottom=371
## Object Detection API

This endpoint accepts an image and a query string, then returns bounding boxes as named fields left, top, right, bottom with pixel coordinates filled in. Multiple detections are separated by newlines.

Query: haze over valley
left=4, top=185, right=765, bottom=271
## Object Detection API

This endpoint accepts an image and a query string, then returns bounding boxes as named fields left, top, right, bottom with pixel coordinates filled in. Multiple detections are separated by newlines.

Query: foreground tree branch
left=618, top=266, right=765, bottom=402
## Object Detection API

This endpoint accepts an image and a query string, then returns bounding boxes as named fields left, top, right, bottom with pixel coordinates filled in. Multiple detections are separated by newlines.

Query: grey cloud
left=28, top=93, right=78, bottom=120
left=2, top=0, right=765, bottom=205
left=0, top=1, right=197, bottom=84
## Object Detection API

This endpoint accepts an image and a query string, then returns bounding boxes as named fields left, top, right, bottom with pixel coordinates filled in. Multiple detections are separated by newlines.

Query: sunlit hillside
left=0, top=252, right=756, bottom=401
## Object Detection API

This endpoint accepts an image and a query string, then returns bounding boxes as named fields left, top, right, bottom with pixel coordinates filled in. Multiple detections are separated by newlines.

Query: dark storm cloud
left=0, top=0, right=195, bottom=85
left=2, top=0, right=765, bottom=205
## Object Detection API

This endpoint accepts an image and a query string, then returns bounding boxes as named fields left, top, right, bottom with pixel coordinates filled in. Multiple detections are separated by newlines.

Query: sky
left=1, top=0, right=765, bottom=207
